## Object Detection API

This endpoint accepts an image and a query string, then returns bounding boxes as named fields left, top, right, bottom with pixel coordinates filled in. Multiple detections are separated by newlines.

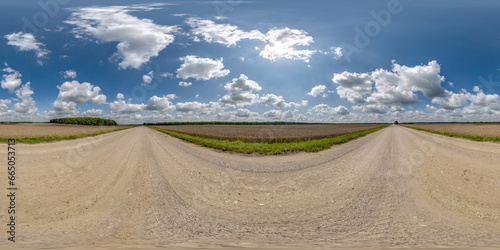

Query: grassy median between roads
left=404, top=126, right=500, bottom=142
left=0, top=127, right=134, bottom=144
left=150, top=125, right=389, bottom=154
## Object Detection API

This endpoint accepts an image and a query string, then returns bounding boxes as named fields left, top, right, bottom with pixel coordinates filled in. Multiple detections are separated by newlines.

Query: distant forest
left=49, top=117, right=118, bottom=126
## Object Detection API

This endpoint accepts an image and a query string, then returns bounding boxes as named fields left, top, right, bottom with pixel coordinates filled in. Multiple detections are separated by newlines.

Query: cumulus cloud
left=260, top=27, right=316, bottom=62
left=0, top=99, right=11, bottom=116
left=56, top=80, right=107, bottom=105
left=391, top=60, right=446, bottom=99
left=311, top=104, right=349, bottom=115
left=5, top=32, right=50, bottom=59
left=186, top=18, right=265, bottom=47
left=259, top=94, right=298, bottom=109
left=178, top=81, right=192, bottom=87
left=431, top=88, right=500, bottom=110
left=52, top=100, right=77, bottom=115
left=215, top=108, right=259, bottom=120
left=187, top=19, right=316, bottom=62
left=263, top=109, right=284, bottom=120
left=1, top=66, right=23, bottom=93
left=176, top=55, right=230, bottom=80
left=332, top=71, right=372, bottom=104
left=14, top=82, right=38, bottom=115
left=176, top=101, right=220, bottom=114
left=332, top=60, right=451, bottom=114
left=66, top=5, right=179, bottom=69
left=353, top=104, right=388, bottom=114
left=82, top=109, right=103, bottom=117
left=145, top=95, right=177, bottom=113
left=142, top=71, right=153, bottom=85
left=219, top=74, right=262, bottom=107
left=50, top=80, right=107, bottom=117
left=109, top=99, right=146, bottom=114
left=307, top=85, right=327, bottom=97
left=63, top=70, right=77, bottom=79
left=367, top=68, right=418, bottom=105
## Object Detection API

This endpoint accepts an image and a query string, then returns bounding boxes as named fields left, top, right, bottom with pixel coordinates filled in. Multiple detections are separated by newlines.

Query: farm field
left=150, top=124, right=386, bottom=143
left=404, top=123, right=500, bottom=137
left=0, top=123, right=132, bottom=138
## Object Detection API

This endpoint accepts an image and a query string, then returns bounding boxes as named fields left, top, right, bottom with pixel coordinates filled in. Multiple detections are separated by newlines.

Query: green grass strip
left=0, top=127, right=134, bottom=144
left=149, top=125, right=389, bottom=154
left=404, top=126, right=500, bottom=142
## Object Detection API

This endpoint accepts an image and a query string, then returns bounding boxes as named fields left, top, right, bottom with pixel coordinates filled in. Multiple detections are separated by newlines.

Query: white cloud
left=50, top=80, right=107, bottom=117
left=82, top=109, right=103, bottom=117
left=307, top=85, right=327, bottom=97
left=116, top=93, right=124, bottom=99
left=431, top=88, right=500, bottom=110
left=176, top=101, right=220, bottom=114
left=311, top=104, right=349, bottom=115
left=63, top=70, right=77, bottom=79
left=215, top=108, right=259, bottom=120
left=66, top=5, right=179, bottom=69
left=262, top=109, right=283, bottom=120
left=214, top=16, right=228, bottom=20
left=52, top=100, right=77, bottom=115
left=186, top=18, right=265, bottom=47
left=0, top=99, right=11, bottom=115
left=145, top=95, right=177, bottom=113
left=391, top=60, right=446, bottom=99
left=176, top=55, right=230, bottom=80
left=14, top=82, right=38, bottom=115
left=353, top=104, right=388, bottom=114
left=332, top=71, right=372, bottom=104
left=178, top=81, right=192, bottom=87
left=332, top=60, right=447, bottom=109
left=367, top=68, right=418, bottom=105
left=259, top=94, right=297, bottom=108
left=160, top=72, right=174, bottom=78
left=326, top=46, right=343, bottom=60
left=142, top=71, right=153, bottom=85
left=219, top=74, right=262, bottom=107
left=260, top=28, right=316, bottom=62
left=109, top=99, right=146, bottom=114
left=234, top=108, right=258, bottom=118
left=5, top=32, right=50, bottom=59
left=1, top=66, right=23, bottom=93
left=56, top=80, right=107, bottom=105
left=426, top=104, right=438, bottom=112
left=92, top=94, right=107, bottom=105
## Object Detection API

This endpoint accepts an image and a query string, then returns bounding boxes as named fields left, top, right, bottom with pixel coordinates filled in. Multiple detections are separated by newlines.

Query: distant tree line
left=50, top=117, right=118, bottom=126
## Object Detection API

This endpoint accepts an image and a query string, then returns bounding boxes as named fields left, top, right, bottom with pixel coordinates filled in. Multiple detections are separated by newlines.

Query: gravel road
left=1, top=125, right=499, bottom=249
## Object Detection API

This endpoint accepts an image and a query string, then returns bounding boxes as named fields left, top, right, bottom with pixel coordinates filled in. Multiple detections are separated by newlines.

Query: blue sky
left=1, top=0, right=499, bottom=124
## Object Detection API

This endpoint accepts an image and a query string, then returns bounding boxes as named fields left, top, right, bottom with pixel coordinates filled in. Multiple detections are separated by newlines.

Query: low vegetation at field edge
left=0, top=127, right=133, bottom=144
left=50, top=117, right=118, bottom=126
left=404, top=125, right=500, bottom=142
left=150, top=125, right=389, bottom=154
left=149, top=123, right=386, bottom=143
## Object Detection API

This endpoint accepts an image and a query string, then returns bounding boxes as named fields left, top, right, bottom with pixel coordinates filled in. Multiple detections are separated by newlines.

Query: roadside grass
left=149, top=125, right=389, bottom=154
left=404, top=126, right=500, bottom=142
left=0, top=127, right=134, bottom=144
